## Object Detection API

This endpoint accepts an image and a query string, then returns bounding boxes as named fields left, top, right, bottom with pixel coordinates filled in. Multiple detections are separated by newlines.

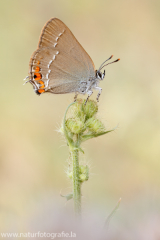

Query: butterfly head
left=97, top=55, right=120, bottom=80
left=96, top=70, right=105, bottom=80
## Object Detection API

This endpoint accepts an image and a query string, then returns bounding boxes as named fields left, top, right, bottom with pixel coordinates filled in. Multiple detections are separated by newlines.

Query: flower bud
left=66, top=118, right=86, bottom=134
left=67, top=171, right=73, bottom=179
left=83, top=100, right=98, bottom=119
left=70, top=100, right=85, bottom=122
left=86, top=117, right=105, bottom=133
left=79, top=165, right=89, bottom=181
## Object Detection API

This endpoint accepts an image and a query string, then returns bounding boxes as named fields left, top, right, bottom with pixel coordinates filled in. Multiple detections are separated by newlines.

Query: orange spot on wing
left=38, top=89, right=45, bottom=94
left=33, top=61, right=45, bottom=93
left=35, top=66, right=40, bottom=72
left=34, top=73, right=42, bottom=80
left=38, top=80, right=45, bottom=89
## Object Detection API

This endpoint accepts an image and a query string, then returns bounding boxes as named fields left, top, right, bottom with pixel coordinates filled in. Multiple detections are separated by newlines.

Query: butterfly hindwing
left=29, top=18, right=96, bottom=94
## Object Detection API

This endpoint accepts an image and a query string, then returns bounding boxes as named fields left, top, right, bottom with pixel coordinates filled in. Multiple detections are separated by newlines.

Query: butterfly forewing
left=29, top=18, right=96, bottom=94
left=38, top=18, right=95, bottom=73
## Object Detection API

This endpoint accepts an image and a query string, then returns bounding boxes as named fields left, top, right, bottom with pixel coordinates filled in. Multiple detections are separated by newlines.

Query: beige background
left=0, top=0, right=160, bottom=238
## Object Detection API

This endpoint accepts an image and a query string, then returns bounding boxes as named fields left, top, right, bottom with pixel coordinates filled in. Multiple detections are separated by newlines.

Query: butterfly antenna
left=98, top=55, right=113, bottom=71
left=99, top=58, right=120, bottom=71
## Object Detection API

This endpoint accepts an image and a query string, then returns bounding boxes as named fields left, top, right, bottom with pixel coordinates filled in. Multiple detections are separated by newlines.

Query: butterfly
left=24, top=18, right=119, bottom=103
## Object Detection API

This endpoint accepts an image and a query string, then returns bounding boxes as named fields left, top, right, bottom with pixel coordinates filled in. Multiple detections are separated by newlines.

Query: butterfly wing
left=29, top=18, right=96, bottom=94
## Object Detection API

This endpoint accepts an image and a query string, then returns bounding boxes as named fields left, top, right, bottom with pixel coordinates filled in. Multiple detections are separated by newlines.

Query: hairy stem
left=70, top=144, right=81, bottom=216
left=63, top=102, right=81, bottom=216
left=62, top=100, right=113, bottom=217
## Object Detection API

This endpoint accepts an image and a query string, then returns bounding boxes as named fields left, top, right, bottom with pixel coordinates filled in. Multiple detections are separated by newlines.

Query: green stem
left=70, top=143, right=81, bottom=216
left=63, top=102, right=81, bottom=216
left=61, top=100, right=113, bottom=217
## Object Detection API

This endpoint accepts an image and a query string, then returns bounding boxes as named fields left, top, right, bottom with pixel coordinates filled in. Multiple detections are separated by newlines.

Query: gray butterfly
left=24, top=18, right=119, bottom=103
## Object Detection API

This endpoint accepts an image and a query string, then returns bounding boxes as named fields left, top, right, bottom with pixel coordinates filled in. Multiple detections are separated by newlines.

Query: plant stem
left=63, top=102, right=81, bottom=216
left=62, top=100, right=114, bottom=217
left=70, top=143, right=81, bottom=216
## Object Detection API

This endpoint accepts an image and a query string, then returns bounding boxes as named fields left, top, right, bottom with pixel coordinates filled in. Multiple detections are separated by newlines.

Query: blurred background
left=0, top=0, right=160, bottom=239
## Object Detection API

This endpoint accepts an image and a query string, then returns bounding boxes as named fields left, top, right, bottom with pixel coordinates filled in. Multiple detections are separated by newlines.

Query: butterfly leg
left=74, top=92, right=78, bottom=102
left=95, top=87, right=102, bottom=102
left=85, top=90, right=93, bottom=105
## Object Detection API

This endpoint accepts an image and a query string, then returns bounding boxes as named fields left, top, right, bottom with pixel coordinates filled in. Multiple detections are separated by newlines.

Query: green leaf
left=60, top=193, right=73, bottom=201
left=81, top=129, right=115, bottom=142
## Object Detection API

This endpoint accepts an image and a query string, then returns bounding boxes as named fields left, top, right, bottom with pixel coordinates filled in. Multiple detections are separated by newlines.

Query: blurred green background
left=0, top=0, right=160, bottom=238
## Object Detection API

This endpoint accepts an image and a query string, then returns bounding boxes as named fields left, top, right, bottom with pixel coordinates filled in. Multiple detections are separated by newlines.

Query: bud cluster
left=65, top=99, right=106, bottom=140
left=67, top=164, right=89, bottom=183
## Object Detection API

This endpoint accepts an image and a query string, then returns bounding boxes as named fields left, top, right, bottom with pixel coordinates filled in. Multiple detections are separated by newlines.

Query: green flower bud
left=79, top=174, right=87, bottom=182
left=67, top=171, right=73, bottom=179
left=79, top=173, right=89, bottom=182
left=70, top=100, right=85, bottom=122
left=79, top=165, right=89, bottom=181
left=83, top=100, right=98, bottom=119
left=66, top=118, right=86, bottom=134
left=86, top=117, right=105, bottom=133
left=79, top=165, right=88, bottom=174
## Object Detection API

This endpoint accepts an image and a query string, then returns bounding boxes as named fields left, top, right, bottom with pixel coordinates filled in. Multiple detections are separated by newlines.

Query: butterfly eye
left=101, top=70, right=105, bottom=80
left=96, top=71, right=102, bottom=79
left=96, top=71, right=101, bottom=78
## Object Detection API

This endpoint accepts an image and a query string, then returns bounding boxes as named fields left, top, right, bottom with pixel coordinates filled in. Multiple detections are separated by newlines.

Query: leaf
left=60, top=193, right=73, bottom=201
left=104, top=198, right=121, bottom=229
left=81, top=129, right=115, bottom=142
